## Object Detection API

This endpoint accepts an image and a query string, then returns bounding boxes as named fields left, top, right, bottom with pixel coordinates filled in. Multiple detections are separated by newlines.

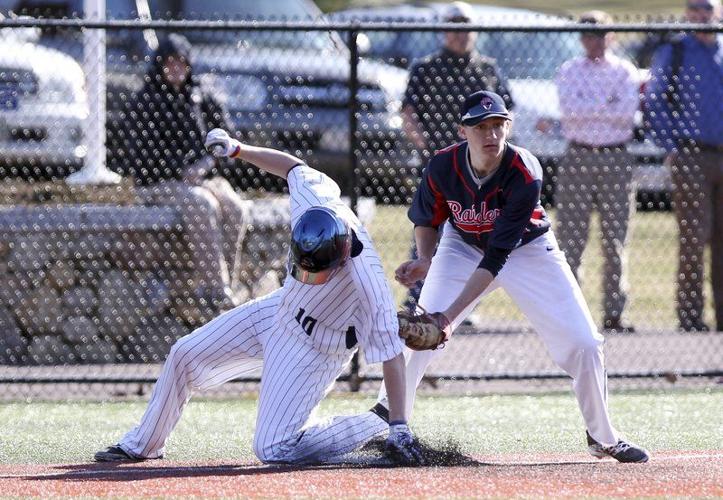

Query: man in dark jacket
left=108, top=34, right=249, bottom=309
left=401, top=1, right=514, bottom=157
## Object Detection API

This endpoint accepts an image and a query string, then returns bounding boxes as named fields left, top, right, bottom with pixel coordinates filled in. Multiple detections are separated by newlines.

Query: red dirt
left=0, top=450, right=720, bottom=499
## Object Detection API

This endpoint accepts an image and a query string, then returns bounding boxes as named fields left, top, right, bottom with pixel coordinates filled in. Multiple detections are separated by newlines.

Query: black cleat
left=94, top=445, right=149, bottom=462
left=586, top=431, right=649, bottom=463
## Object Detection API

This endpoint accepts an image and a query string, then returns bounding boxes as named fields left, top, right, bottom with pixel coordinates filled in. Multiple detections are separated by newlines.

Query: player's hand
left=204, top=128, right=242, bottom=158
left=384, top=423, right=425, bottom=466
left=394, top=258, right=431, bottom=288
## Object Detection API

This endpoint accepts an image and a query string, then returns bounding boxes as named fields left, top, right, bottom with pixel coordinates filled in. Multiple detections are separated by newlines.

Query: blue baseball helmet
left=290, top=207, right=353, bottom=285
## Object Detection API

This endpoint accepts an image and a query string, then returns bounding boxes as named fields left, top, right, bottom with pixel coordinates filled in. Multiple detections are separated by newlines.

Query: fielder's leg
left=497, top=231, right=618, bottom=446
left=104, top=290, right=280, bottom=460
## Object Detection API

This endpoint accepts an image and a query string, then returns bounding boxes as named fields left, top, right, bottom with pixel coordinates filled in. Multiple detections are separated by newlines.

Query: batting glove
left=204, top=128, right=242, bottom=158
left=384, top=422, right=425, bottom=466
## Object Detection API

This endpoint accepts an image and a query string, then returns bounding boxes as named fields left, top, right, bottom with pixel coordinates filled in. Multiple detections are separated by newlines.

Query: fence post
left=66, top=0, right=121, bottom=185
left=347, top=27, right=362, bottom=392
left=348, top=27, right=360, bottom=211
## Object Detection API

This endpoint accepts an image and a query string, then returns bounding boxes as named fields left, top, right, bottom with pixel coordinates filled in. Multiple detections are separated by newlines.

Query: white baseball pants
left=118, top=289, right=387, bottom=463
left=380, top=227, right=619, bottom=447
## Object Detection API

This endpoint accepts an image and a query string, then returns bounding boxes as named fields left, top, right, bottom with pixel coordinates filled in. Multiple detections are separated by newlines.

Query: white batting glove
left=385, top=422, right=425, bottom=466
left=204, top=128, right=242, bottom=158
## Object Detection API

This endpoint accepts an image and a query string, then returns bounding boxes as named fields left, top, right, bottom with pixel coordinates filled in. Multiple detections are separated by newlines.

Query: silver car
left=0, top=15, right=87, bottom=173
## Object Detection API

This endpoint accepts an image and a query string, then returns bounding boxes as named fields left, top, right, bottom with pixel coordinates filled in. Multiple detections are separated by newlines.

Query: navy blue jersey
left=409, top=141, right=550, bottom=272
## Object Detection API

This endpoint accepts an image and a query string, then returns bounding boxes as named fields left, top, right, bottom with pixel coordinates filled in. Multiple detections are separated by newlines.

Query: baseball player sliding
left=372, top=90, right=649, bottom=463
left=95, top=129, right=424, bottom=466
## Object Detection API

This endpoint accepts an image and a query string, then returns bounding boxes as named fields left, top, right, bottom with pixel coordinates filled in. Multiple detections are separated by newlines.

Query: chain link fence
left=0, top=4, right=721, bottom=399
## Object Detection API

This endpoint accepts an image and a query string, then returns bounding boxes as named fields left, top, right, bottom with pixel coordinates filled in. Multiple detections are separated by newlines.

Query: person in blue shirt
left=644, top=0, right=723, bottom=332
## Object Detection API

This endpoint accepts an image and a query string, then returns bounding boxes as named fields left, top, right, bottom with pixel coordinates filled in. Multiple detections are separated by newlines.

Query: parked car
left=4, top=0, right=153, bottom=180
left=9, top=0, right=415, bottom=200
left=330, top=3, right=670, bottom=209
left=143, top=0, right=414, bottom=200
left=0, top=11, right=87, bottom=178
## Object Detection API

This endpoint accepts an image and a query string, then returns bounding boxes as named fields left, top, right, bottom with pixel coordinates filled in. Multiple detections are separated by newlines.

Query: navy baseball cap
left=460, top=91, right=511, bottom=126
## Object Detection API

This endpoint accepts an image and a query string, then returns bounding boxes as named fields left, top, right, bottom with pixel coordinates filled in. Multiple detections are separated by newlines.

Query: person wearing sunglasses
left=644, top=0, right=723, bottom=332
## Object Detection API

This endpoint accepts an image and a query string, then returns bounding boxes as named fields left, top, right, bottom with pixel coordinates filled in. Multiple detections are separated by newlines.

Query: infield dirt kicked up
left=0, top=450, right=720, bottom=499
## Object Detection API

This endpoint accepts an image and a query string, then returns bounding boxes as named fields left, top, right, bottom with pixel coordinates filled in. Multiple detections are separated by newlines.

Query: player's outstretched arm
left=204, top=128, right=303, bottom=180
left=382, top=352, right=408, bottom=424
left=444, top=267, right=495, bottom=322
left=382, top=352, right=425, bottom=466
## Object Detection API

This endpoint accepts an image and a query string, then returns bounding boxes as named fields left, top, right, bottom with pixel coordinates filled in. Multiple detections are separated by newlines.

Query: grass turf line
left=0, top=389, right=720, bottom=464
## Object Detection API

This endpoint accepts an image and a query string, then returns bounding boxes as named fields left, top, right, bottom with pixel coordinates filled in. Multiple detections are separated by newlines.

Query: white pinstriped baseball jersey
left=281, top=164, right=403, bottom=363
left=115, top=163, right=401, bottom=464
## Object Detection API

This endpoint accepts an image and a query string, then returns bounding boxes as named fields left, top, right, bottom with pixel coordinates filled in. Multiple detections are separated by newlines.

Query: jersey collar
left=463, top=143, right=510, bottom=188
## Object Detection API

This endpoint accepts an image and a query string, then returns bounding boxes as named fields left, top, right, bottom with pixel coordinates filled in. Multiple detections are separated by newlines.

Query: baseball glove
left=397, top=309, right=451, bottom=351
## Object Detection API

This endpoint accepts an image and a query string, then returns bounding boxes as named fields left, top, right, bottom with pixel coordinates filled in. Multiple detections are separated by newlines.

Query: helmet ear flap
left=350, top=229, right=364, bottom=258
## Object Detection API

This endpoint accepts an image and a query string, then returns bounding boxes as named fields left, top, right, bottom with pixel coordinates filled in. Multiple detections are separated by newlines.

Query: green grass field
left=368, top=207, right=715, bottom=329
left=0, top=389, right=720, bottom=464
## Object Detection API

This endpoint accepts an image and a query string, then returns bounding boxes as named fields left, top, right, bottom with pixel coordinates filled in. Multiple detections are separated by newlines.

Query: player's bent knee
left=165, top=336, right=202, bottom=374
left=252, top=439, right=281, bottom=463
left=253, top=435, right=303, bottom=464
left=167, top=335, right=194, bottom=358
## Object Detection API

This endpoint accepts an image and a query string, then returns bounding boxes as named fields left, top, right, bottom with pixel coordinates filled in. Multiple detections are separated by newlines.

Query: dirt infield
left=0, top=451, right=720, bottom=499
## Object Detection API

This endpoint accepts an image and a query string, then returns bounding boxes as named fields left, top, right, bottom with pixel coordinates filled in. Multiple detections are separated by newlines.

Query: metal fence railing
left=0, top=12, right=721, bottom=398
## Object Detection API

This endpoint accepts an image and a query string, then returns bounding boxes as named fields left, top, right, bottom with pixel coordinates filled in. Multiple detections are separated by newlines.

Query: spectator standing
left=644, top=0, right=723, bottom=332
left=401, top=1, right=514, bottom=312
left=108, top=34, right=249, bottom=310
left=554, top=11, right=641, bottom=332
left=402, top=1, right=514, bottom=157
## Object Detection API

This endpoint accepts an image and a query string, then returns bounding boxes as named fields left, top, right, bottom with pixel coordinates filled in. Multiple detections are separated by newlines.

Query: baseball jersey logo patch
left=447, top=200, right=500, bottom=234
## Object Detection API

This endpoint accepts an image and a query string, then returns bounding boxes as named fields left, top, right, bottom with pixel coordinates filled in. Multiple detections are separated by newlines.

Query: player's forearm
left=414, top=226, right=438, bottom=261
left=443, top=268, right=494, bottom=321
left=233, top=143, right=304, bottom=179
left=382, top=352, right=408, bottom=423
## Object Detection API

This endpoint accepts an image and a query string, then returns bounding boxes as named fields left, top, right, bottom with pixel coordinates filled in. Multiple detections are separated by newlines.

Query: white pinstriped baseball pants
left=118, top=288, right=387, bottom=463
left=379, top=227, right=619, bottom=447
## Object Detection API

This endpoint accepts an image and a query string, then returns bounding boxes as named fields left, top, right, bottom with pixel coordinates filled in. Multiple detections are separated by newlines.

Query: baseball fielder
left=374, top=91, right=649, bottom=463
left=95, top=129, right=424, bottom=465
